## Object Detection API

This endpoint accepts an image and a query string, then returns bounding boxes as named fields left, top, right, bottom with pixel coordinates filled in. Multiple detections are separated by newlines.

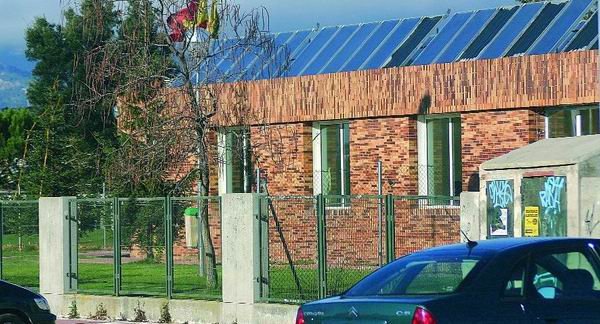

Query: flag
left=208, top=0, right=220, bottom=39
left=167, top=0, right=209, bottom=42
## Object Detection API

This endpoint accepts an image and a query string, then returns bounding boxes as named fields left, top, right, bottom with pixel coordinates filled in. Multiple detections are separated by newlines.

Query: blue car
left=296, top=238, right=600, bottom=323
left=0, top=280, right=56, bottom=324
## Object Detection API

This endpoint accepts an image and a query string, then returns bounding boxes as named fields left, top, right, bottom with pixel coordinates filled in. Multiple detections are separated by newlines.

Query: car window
left=504, top=261, right=526, bottom=297
left=345, top=255, right=484, bottom=297
left=531, top=250, right=600, bottom=300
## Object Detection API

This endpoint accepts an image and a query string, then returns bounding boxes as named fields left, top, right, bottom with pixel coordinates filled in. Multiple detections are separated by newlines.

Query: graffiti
left=488, top=180, right=513, bottom=208
left=538, top=176, right=566, bottom=235
left=539, top=177, right=565, bottom=215
left=585, top=204, right=600, bottom=237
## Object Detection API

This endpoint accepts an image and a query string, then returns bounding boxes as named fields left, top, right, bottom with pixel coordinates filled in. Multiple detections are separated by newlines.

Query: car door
left=526, top=244, right=600, bottom=324
left=493, top=258, right=532, bottom=324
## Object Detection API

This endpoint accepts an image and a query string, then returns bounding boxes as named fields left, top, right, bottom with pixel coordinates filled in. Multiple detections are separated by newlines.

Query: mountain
left=0, top=49, right=33, bottom=109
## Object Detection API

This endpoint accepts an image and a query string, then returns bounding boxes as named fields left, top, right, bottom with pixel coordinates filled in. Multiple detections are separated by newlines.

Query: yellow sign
left=524, top=206, right=540, bottom=237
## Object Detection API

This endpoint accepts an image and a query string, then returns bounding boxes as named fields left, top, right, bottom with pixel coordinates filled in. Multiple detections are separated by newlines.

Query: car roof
left=420, top=237, right=600, bottom=257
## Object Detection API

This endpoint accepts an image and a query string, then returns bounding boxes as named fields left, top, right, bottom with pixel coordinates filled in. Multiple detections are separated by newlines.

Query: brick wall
left=349, top=117, right=418, bottom=195
left=461, top=109, right=545, bottom=191
left=217, top=51, right=598, bottom=125
left=250, top=123, right=313, bottom=196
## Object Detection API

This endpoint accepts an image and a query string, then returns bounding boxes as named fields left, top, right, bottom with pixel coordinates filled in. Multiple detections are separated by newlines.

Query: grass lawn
left=2, top=231, right=371, bottom=303
left=1, top=252, right=370, bottom=303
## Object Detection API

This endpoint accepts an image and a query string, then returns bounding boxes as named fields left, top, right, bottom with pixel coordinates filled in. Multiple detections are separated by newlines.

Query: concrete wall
left=44, top=294, right=297, bottom=324
left=460, top=192, right=480, bottom=241
left=581, top=177, right=600, bottom=237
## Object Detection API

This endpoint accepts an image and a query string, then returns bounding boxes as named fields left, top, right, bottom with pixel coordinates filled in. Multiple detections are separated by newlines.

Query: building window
left=221, top=128, right=252, bottom=193
left=546, top=106, right=600, bottom=138
left=419, top=116, right=462, bottom=197
left=313, top=122, right=350, bottom=198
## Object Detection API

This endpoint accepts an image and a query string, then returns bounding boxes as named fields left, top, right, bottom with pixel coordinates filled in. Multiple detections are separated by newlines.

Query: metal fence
left=259, top=194, right=460, bottom=303
left=0, top=200, right=39, bottom=291
left=66, top=196, right=222, bottom=300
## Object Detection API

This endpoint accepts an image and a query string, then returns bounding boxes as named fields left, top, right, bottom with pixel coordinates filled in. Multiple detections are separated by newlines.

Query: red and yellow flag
left=167, top=0, right=212, bottom=42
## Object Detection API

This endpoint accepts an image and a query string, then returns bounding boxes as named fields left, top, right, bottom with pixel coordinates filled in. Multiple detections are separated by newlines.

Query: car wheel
left=0, top=314, right=26, bottom=324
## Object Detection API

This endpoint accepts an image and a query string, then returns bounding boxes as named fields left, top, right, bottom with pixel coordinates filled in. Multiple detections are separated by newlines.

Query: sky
left=0, top=0, right=518, bottom=67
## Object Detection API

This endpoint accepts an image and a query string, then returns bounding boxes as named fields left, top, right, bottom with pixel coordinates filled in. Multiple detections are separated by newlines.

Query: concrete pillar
left=221, top=193, right=263, bottom=323
left=39, top=197, right=77, bottom=295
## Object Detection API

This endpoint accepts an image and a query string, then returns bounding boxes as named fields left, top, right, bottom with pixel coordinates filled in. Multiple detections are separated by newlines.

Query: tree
left=80, top=0, right=283, bottom=288
left=0, top=108, right=33, bottom=195
left=22, top=1, right=119, bottom=197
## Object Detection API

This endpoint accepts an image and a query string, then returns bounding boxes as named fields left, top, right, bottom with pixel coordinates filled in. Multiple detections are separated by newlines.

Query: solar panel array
left=195, top=0, right=598, bottom=84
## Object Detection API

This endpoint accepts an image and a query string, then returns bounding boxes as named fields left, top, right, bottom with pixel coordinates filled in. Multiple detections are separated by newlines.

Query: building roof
left=196, top=0, right=598, bottom=83
left=481, top=134, right=600, bottom=170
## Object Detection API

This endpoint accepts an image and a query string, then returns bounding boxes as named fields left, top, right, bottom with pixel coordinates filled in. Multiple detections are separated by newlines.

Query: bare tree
left=76, top=0, right=288, bottom=288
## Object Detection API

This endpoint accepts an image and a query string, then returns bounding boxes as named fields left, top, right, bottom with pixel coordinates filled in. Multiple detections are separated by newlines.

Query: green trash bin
left=184, top=207, right=199, bottom=248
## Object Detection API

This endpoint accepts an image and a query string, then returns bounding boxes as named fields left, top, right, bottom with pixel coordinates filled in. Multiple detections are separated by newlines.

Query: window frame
left=417, top=114, right=462, bottom=197
left=312, top=121, right=351, bottom=198
left=218, top=127, right=252, bottom=194
left=544, top=105, right=600, bottom=138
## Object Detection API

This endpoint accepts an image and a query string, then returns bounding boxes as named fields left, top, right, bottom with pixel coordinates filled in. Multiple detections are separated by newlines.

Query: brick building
left=161, top=0, right=600, bottom=265
left=211, top=0, right=599, bottom=200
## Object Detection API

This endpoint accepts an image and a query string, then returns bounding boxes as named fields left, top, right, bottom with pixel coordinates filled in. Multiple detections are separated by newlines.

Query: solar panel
left=227, top=32, right=293, bottom=81
left=435, top=9, right=496, bottom=64
left=340, top=20, right=400, bottom=72
left=460, top=7, right=519, bottom=60
left=301, top=25, right=359, bottom=76
left=506, top=2, right=566, bottom=56
left=556, top=19, right=587, bottom=51
left=254, top=29, right=313, bottom=79
left=385, top=16, right=442, bottom=67
left=565, top=11, right=598, bottom=50
left=361, top=17, right=422, bottom=69
left=320, top=22, right=380, bottom=74
left=412, top=12, right=474, bottom=65
left=478, top=2, right=545, bottom=59
left=528, top=0, right=592, bottom=55
left=194, top=0, right=596, bottom=83
left=286, top=27, right=339, bottom=77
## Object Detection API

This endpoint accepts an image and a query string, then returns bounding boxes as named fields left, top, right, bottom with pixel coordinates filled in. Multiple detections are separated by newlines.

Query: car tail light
left=295, top=307, right=305, bottom=324
left=412, top=306, right=436, bottom=324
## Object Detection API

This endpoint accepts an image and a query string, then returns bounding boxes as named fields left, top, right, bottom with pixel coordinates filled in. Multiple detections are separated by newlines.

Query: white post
left=39, top=197, right=77, bottom=296
left=221, top=193, right=263, bottom=323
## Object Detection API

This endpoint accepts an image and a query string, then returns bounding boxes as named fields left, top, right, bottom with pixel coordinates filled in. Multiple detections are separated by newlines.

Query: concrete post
left=221, top=193, right=263, bottom=323
left=39, top=197, right=77, bottom=296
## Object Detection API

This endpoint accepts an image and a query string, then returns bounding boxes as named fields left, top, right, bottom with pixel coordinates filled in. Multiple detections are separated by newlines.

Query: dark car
left=296, top=238, right=600, bottom=324
left=0, top=281, right=56, bottom=324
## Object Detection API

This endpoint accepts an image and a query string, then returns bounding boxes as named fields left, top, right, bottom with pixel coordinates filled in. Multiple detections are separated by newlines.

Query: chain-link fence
left=171, top=196, right=222, bottom=300
left=392, top=196, right=461, bottom=258
left=259, top=194, right=461, bottom=304
left=63, top=196, right=222, bottom=300
left=73, top=198, right=114, bottom=295
left=259, top=196, right=319, bottom=303
left=0, top=200, right=39, bottom=290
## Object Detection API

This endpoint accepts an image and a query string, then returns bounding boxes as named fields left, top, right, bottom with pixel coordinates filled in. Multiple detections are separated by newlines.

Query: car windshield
left=345, top=252, right=486, bottom=297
